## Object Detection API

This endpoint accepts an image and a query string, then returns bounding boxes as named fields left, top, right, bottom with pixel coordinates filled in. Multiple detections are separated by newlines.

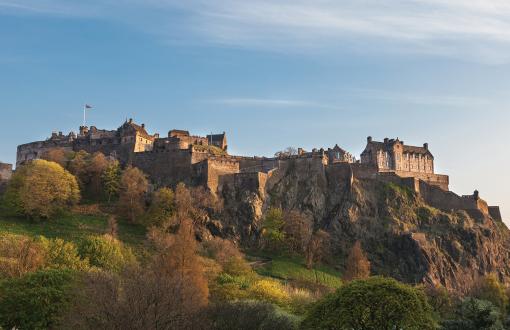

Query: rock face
left=219, top=158, right=510, bottom=293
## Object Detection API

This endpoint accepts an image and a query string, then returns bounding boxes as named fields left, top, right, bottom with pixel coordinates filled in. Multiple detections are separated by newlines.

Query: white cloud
left=4, top=0, right=510, bottom=63
left=210, top=98, right=339, bottom=110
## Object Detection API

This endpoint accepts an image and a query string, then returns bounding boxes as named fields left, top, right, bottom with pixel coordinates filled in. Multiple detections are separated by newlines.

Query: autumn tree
left=305, top=230, right=331, bottom=269
left=84, top=152, right=109, bottom=198
left=117, top=166, right=148, bottom=222
left=68, top=221, right=209, bottom=329
left=102, top=160, right=121, bottom=202
left=282, top=210, right=312, bottom=254
left=41, top=148, right=69, bottom=168
left=3, top=159, right=80, bottom=219
left=343, top=240, right=371, bottom=281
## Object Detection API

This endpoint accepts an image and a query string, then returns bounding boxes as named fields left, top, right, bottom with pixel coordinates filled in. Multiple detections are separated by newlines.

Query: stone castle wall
left=0, top=163, right=12, bottom=181
left=132, top=149, right=193, bottom=187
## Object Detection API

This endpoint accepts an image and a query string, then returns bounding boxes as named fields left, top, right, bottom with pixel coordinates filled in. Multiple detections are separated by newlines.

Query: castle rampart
left=14, top=120, right=502, bottom=221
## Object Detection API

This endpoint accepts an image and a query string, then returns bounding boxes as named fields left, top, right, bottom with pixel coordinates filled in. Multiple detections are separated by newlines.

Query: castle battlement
left=13, top=120, right=502, bottom=221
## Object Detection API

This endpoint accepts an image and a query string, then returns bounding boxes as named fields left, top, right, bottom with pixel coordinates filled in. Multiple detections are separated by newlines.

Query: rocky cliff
left=219, top=158, right=510, bottom=293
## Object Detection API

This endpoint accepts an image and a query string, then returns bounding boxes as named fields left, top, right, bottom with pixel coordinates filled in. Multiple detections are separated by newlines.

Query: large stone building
left=14, top=120, right=502, bottom=221
left=360, top=137, right=449, bottom=190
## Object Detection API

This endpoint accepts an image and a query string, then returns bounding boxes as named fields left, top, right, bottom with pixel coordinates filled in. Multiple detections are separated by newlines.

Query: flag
left=85, top=104, right=93, bottom=109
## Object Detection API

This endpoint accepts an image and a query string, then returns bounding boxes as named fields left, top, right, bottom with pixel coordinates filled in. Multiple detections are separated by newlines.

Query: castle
left=13, top=119, right=502, bottom=221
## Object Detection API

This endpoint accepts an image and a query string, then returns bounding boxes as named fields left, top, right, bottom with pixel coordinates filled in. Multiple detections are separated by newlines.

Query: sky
left=1, top=1, right=510, bottom=223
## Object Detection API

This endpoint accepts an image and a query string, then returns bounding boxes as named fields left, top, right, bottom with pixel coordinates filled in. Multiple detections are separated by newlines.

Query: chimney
left=367, top=136, right=372, bottom=143
left=384, top=138, right=389, bottom=144
left=128, top=118, right=133, bottom=124
left=141, top=123, right=145, bottom=129
left=423, top=143, right=429, bottom=150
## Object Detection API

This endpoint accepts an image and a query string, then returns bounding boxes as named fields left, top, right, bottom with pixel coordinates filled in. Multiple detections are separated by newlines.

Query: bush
left=39, top=237, right=89, bottom=271
left=248, top=279, right=290, bottom=306
left=209, top=300, right=299, bottom=330
left=78, top=235, right=135, bottom=272
left=144, top=187, right=175, bottom=227
left=301, top=277, right=437, bottom=330
left=0, top=233, right=45, bottom=278
left=0, top=269, right=76, bottom=330
left=2, top=159, right=80, bottom=219
left=442, top=298, right=503, bottom=330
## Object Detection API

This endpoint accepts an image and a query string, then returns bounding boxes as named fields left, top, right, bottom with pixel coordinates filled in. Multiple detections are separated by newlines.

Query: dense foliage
left=3, top=159, right=80, bottom=219
left=301, top=277, right=437, bottom=330
left=0, top=269, right=76, bottom=329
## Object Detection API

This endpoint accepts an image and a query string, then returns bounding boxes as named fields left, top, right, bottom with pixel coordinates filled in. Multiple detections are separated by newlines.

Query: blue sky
left=1, top=1, right=510, bottom=222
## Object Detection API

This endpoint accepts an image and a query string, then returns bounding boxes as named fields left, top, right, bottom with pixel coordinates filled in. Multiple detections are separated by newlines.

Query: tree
left=3, top=159, right=80, bottom=219
left=343, top=240, right=371, bottom=281
left=209, top=300, right=299, bottom=330
left=442, top=298, right=503, bottom=330
left=41, top=148, right=69, bottom=168
left=144, top=187, right=175, bottom=227
left=69, top=221, right=209, bottom=329
left=77, top=234, right=135, bottom=272
left=305, top=230, right=330, bottom=269
left=0, top=269, right=76, bottom=330
left=283, top=210, right=313, bottom=254
left=424, top=284, right=455, bottom=320
left=0, top=233, right=45, bottom=278
left=84, top=152, right=109, bottom=199
left=301, top=277, right=437, bottom=330
left=117, top=166, right=148, bottom=222
left=102, top=160, right=121, bottom=202
left=261, top=207, right=286, bottom=251
left=38, top=237, right=89, bottom=271
left=470, top=274, right=508, bottom=316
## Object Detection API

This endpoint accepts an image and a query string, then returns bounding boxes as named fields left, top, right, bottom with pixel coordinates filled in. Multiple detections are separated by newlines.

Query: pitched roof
left=363, top=139, right=433, bottom=157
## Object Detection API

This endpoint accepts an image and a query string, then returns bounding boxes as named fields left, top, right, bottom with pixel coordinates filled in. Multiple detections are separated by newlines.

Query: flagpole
left=83, top=104, right=86, bottom=127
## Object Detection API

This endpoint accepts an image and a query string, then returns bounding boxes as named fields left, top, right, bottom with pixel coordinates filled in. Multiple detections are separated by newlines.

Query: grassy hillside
left=253, top=255, right=342, bottom=289
left=0, top=213, right=146, bottom=249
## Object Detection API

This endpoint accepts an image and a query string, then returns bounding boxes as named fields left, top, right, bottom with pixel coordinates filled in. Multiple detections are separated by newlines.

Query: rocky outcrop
left=219, top=159, right=510, bottom=293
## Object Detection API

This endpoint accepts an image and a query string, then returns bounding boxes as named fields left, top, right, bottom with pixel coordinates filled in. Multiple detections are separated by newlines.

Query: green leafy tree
left=471, top=274, right=508, bottom=316
left=442, top=298, right=503, bottom=330
left=301, top=277, right=437, bottom=330
left=38, top=237, right=89, bottom=271
left=2, top=159, right=80, bottom=219
left=78, top=235, right=135, bottom=272
left=0, top=269, right=76, bottom=330
left=102, top=160, right=121, bottom=202
left=261, top=207, right=285, bottom=251
left=144, top=187, right=175, bottom=227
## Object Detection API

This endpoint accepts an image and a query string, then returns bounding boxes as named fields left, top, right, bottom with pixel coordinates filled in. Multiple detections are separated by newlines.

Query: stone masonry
left=14, top=120, right=502, bottom=221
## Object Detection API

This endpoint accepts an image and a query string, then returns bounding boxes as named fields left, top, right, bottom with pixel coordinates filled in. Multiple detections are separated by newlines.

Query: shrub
left=301, top=277, right=437, bottom=330
left=39, top=237, right=89, bottom=271
left=0, top=269, right=76, bottom=330
left=144, top=187, right=175, bottom=227
left=2, top=159, right=80, bottom=219
left=248, top=279, right=290, bottom=306
left=78, top=235, right=134, bottom=272
left=0, top=233, right=45, bottom=278
left=209, top=300, right=299, bottom=330
left=442, top=298, right=503, bottom=330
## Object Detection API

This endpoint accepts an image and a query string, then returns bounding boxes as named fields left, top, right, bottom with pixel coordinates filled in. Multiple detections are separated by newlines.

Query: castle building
left=360, top=137, right=448, bottom=190
left=12, top=120, right=503, bottom=221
